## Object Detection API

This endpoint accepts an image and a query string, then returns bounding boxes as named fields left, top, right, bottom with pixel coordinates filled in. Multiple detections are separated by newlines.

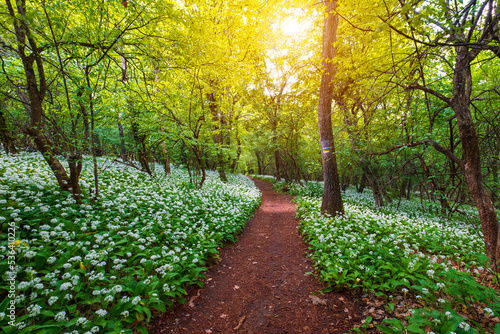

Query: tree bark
left=162, top=142, right=171, bottom=175
left=452, top=45, right=499, bottom=264
left=318, top=0, right=344, bottom=216
left=271, top=118, right=282, bottom=181
left=362, top=163, right=384, bottom=207
left=131, top=122, right=152, bottom=175
left=208, top=89, right=228, bottom=182
left=0, top=103, right=18, bottom=154
left=357, top=173, right=367, bottom=193
left=118, top=121, right=126, bottom=158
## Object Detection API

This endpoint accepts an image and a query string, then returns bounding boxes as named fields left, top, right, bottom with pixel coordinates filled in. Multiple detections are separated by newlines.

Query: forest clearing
left=1, top=0, right=500, bottom=333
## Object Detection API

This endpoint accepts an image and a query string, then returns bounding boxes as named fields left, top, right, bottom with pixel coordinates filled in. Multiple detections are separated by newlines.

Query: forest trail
left=150, top=179, right=361, bottom=334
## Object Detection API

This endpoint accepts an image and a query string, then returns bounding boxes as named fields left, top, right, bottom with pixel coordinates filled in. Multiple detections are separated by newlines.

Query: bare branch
left=371, top=139, right=465, bottom=171
left=408, top=83, right=452, bottom=104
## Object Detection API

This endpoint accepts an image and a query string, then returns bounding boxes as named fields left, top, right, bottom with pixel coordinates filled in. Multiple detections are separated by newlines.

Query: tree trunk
left=208, top=89, right=228, bottom=182
left=274, top=148, right=282, bottom=181
left=492, top=160, right=498, bottom=203
left=452, top=46, right=499, bottom=265
left=271, top=118, right=282, bottom=181
left=118, top=121, right=126, bottom=159
left=0, top=104, right=18, bottom=154
left=362, top=163, right=384, bottom=207
left=231, top=126, right=242, bottom=173
left=131, top=122, right=152, bottom=175
left=357, top=173, right=367, bottom=193
left=318, top=0, right=344, bottom=216
left=192, top=146, right=206, bottom=188
left=162, top=142, right=171, bottom=175
left=399, top=178, right=408, bottom=199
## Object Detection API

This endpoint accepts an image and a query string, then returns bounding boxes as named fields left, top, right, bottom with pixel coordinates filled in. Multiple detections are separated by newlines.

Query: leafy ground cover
left=253, top=176, right=500, bottom=334
left=0, top=152, right=261, bottom=334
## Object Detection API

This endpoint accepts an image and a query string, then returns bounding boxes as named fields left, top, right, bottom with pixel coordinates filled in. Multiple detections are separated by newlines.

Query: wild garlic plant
left=0, top=152, right=260, bottom=334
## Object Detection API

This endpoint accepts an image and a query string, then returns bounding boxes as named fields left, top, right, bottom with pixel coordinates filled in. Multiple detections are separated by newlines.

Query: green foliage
left=283, top=179, right=500, bottom=333
left=0, top=152, right=261, bottom=332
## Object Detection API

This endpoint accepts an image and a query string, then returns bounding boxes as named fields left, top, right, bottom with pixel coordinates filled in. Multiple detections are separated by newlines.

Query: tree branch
left=371, top=139, right=465, bottom=171
left=408, top=83, right=452, bottom=104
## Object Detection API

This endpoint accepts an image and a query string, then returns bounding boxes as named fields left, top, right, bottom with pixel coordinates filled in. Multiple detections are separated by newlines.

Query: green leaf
left=136, top=324, right=149, bottom=334
left=376, top=324, right=403, bottom=334
left=407, top=324, right=426, bottom=334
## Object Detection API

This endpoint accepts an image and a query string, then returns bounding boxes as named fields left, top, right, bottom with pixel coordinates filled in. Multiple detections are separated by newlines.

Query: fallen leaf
left=188, top=290, right=201, bottom=308
left=309, top=294, right=327, bottom=306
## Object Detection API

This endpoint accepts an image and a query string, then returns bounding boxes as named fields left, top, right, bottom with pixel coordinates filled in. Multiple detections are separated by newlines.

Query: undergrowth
left=0, top=152, right=261, bottom=333
left=254, top=176, right=500, bottom=334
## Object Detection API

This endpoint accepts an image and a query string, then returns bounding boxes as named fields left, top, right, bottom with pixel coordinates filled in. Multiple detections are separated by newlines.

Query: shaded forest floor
left=149, top=178, right=362, bottom=333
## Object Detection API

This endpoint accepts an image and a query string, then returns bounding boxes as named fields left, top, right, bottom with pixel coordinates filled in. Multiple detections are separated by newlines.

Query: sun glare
left=281, top=18, right=301, bottom=36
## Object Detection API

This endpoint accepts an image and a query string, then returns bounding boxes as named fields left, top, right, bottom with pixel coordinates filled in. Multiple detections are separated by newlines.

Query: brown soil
left=150, top=178, right=361, bottom=334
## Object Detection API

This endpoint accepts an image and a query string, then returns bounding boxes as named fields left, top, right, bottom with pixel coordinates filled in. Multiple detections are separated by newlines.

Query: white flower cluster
left=0, top=152, right=261, bottom=332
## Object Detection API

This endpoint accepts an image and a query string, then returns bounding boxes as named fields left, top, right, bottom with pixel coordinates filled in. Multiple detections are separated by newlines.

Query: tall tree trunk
left=274, top=149, right=282, bottom=181
left=77, top=89, right=90, bottom=144
left=492, top=159, right=498, bottom=203
left=192, top=146, right=206, bottom=188
left=318, top=0, right=344, bottom=216
left=231, top=124, right=242, bottom=173
left=452, top=46, right=499, bottom=265
left=208, top=89, right=228, bottom=182
left=271, top=119, right=282, bottom=181
left=85, top=68, right=99, bottom=199
left=68, top=154, right=82, bottom=202
left=0, top=103, right=18, bottom=154
left=118, top=121, right=126, bottom=158
left=256, top=151, right=264, bottom=175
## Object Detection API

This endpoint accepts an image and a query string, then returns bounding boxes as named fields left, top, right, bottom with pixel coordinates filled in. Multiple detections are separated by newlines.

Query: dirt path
left=150, top=179, right=361, bottom=333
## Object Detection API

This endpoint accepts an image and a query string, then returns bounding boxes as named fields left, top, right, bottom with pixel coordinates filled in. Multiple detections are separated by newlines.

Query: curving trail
left=150, top=179, right=360, bottom=334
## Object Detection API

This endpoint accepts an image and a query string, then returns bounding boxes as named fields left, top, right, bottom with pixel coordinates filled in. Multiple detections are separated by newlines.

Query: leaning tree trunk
left=6, top=0, right=83, bottom=201
left=452, top=45, right=499, bottom=265
left=317, top=0, right=344, bottom=216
